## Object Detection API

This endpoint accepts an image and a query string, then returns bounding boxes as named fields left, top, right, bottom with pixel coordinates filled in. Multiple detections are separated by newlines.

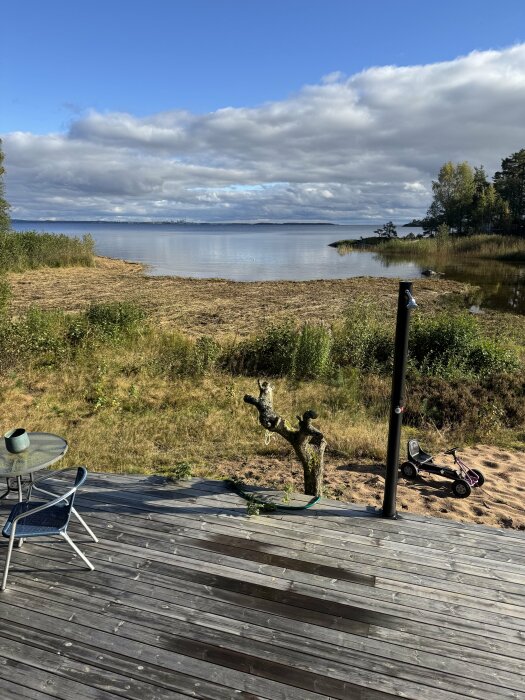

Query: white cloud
left=3, top=44, right=525, bottom=221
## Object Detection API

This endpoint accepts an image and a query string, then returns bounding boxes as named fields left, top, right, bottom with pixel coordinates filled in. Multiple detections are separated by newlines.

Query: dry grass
left=6, top=255, right=470, bottom=338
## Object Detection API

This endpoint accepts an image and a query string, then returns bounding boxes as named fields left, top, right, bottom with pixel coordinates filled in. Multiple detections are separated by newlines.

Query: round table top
left=0, top=432, right=68, bottom=477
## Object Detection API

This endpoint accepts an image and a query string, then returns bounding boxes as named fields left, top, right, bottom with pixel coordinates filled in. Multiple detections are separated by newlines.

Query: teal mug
left=4, top=428, right=31, bottom=454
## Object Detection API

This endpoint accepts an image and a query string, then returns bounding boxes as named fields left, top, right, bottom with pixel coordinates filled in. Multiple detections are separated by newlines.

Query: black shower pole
left=382, top=280, right=416, bottom=519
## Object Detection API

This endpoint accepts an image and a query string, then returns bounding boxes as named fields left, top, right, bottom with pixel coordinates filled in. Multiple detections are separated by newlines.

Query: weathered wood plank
left=0, top=644, right=125, bottom=699
left=0, top=603, right=405, bottom=700
left=10, top=570, right=525, bottom=695
left=73, top=483, right=525, bottom=574
left=70, top=503, right=525, bottom=610
left=86, top=474, right=525, bottom=545
left=0, top=673, right=56, bottom=700
left=71, top=493, right=525, bottom=601
left=11, top=532, right=525, bottom=660
left=73, top=513, right=525, bottom=630
left=1, top=475, right=525, bottom=700
left=64, top=530, right=525, bottom=639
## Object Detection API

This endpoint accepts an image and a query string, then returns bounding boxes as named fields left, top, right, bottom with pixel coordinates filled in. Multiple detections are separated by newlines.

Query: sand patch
left=215, top=444, right=525, bottom=530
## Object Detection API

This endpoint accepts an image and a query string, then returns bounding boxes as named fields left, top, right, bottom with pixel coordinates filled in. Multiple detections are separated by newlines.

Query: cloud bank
left=3, top=45, right=525, bottom=222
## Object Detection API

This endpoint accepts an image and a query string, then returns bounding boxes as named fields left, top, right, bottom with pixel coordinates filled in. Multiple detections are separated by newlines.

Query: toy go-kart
left=400, top=440, right=485, bottom=498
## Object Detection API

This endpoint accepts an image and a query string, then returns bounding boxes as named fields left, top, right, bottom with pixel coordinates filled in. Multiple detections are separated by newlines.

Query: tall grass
left=0, top=230, right=95, bottom=271
left=0, top=301, right=523, bottom=473
left=376, top=234, right=525, bottom=261
left=223, top=321, right=334, bottom=380
left=333, top=234, right=525, bottom=264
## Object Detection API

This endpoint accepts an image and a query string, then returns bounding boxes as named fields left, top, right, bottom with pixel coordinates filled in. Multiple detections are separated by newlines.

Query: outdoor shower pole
left=382, top=280, right=416, bottom=519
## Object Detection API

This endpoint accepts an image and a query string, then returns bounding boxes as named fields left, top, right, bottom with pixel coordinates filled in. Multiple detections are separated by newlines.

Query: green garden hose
left=225, top=479, right=320, bottom=511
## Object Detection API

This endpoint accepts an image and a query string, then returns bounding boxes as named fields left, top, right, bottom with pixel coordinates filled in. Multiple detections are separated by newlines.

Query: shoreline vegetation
left=1, top=230, right=524, bottom=529
left=329, top=233, right=525, bottom=263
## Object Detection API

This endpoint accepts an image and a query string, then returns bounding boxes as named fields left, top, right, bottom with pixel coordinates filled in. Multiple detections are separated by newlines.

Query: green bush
left=0, top=308, right=70, bottom=369
left=156, top=332, right=220, bottom=378
left=332, top=302, right=393, bottom=372
left=409, top=313, right=520, bottom=377
left=222, top=321, right=332, bottom=379
left=194, top=336, right=221, bottom=374
left=85, top=301, right=145, bottom=341
left=0, top=276, right=10, bottom=316
left=0, top=302, right=147, bottom=372
left=0, top=231, right=95, bottom=271
left=294, top=323, right=333, bottom=379
left=405, top=374, right=525, bottom=436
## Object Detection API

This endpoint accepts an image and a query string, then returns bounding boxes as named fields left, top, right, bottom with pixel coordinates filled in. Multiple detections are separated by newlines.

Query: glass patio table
left=0, top=432, right=68, bottom=502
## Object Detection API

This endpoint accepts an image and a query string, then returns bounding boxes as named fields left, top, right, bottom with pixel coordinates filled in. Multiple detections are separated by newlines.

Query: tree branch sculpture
left=244, top=380, right=327, bottom=497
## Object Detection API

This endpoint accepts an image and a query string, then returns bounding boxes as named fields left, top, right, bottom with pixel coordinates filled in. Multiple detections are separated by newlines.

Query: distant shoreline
left=12, top=219, right=339, bottom=226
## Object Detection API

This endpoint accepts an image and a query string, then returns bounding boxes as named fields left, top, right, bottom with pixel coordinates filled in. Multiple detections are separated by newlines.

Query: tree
left=244, top=380, right=327, bottom=497
left=374, top=221, right=397, bottom=238
left=469, top=167, right=508, bottom=233
left=426, top=161, right=476, bottom=235
left=494, top=149, right=525, bottom=232
left=0, top=139, right=11, bottom=233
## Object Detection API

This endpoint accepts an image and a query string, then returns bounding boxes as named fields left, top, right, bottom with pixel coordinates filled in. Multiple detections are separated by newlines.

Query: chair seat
left=2, top=501, right=70, bottom=538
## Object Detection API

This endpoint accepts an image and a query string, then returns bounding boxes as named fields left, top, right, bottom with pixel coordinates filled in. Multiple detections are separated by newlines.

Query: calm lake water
left=12, top=221, right=525, bottom=314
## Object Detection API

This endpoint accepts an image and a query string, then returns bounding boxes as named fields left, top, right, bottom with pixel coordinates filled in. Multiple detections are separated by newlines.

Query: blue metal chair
left=1, top=466, right=96, bottom=591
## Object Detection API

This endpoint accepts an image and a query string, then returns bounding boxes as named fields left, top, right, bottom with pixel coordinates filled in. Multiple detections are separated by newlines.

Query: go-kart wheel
left=471, top=469, right=485, bottom=487
left=452, top=479, right=471, bottom=498
left=401, top=461, right=418, bottom=479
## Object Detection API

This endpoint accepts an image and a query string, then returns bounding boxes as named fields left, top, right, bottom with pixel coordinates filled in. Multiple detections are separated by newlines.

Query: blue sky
left=2, top=1, right=525, bottom=221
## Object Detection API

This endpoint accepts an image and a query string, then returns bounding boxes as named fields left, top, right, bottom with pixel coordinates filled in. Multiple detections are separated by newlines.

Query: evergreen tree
left=494, top=149, right=525, bottom=232
left=374, top=221, right=397, bottom=238
left=0, top=139, right=11, bottom=233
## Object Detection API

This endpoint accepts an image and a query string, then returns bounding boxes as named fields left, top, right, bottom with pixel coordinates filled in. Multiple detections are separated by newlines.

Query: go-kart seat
left=407, top=439, right=434, bottom=465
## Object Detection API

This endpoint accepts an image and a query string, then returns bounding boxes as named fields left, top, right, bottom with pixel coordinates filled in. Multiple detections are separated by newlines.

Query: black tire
left=471, top=469, right=485, bottom=487
left=401, top=461, right=418, bottom=479
left=452, top=479, right=471, bottom=498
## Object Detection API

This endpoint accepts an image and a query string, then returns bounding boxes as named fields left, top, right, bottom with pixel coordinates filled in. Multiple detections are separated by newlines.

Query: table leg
left=17, top=476, right=23, bottom=503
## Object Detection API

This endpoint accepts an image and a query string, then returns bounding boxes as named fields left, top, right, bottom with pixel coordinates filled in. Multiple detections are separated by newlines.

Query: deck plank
left=0, top=474, right=524, bottom=700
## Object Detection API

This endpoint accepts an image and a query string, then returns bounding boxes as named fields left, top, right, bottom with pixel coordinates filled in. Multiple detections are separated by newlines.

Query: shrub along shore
left=330, top=232, right=525, bottom=263
left=1, top=231, right=524, bottom=519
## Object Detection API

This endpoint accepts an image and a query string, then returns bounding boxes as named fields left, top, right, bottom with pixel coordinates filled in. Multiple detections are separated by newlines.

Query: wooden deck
left=0, top=474, right=524, bottom=700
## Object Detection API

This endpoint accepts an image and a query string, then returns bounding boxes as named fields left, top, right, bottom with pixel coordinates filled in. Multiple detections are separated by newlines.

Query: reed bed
left=0, top=230, right=95, bottom=272
left=333, top=233, right=525, bottom=263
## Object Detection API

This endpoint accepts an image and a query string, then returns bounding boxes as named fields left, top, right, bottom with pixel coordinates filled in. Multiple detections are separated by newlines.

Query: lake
left=11, top=221, right=525, bottom=313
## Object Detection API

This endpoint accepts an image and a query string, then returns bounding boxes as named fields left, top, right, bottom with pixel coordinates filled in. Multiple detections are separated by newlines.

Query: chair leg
left=71, top=508, right=99, bottom=542
left=61, top=531, right=95, bottom=571
left=17, top=538, right=24, bottom=549
left=1, top=533, right=16, bottom=591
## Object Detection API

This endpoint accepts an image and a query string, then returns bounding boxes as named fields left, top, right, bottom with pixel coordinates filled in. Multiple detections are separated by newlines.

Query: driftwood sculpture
left=244, top=380, right=327, bottom=497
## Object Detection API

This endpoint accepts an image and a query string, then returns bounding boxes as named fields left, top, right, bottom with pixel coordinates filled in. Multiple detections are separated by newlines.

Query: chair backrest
left=407, top=439, right=420, bottom=459
left=69, top=467, right=87, bottom=510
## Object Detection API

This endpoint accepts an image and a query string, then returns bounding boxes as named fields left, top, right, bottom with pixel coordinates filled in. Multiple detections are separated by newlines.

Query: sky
left=2, top=0, right=525, bottom=223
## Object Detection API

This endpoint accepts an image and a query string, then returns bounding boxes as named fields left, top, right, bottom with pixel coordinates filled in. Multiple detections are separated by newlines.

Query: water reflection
left=371, top=251, right=525, bottom=315
left=440, top=261, right=524, bottom=315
